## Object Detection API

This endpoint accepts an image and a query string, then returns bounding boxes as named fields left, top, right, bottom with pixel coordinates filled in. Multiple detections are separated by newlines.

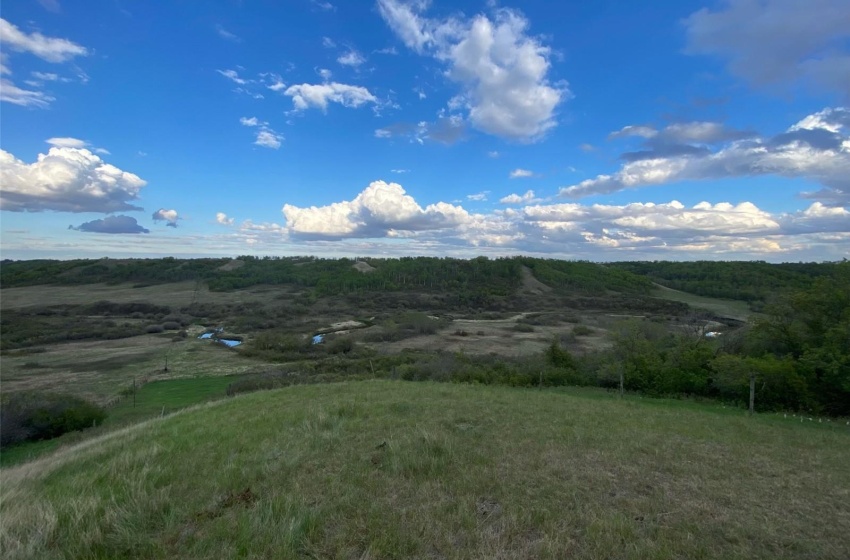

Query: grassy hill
left=2, top=381, right=848, bottom=560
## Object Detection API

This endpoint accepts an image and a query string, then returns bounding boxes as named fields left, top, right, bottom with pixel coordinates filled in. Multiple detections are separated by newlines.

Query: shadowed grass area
left=2, top=381, right=848, bottom=559
left=652, top=284, right=752, bottom=321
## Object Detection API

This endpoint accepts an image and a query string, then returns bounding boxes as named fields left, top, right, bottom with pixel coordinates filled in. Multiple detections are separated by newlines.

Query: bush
left=161, top=321, right=181, bottom=331
left=145, top=324, right=164, bottom=334
left=573, top=325, right=594, bottom=336
left=328, top=337, right=354, bottom=354
left=513, top=323, right=535, bottom=333
left=1, top=392, right=106, bottom=448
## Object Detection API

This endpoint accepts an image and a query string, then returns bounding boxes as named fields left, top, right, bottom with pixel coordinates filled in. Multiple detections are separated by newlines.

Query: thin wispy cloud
left=215, top=24, right=241, bottom=42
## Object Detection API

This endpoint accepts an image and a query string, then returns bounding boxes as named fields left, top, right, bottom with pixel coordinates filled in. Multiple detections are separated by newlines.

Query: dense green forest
left=609, top=260, right=838, bottom=303
left=0, top=256, right=653, bottom=296
left=5, top=256, right=837, bottom=302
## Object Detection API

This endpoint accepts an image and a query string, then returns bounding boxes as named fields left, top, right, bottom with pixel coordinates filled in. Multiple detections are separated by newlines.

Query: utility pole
left=749, top=371, right=756, bottom=416
left=619, top=364, right=625, bottom=398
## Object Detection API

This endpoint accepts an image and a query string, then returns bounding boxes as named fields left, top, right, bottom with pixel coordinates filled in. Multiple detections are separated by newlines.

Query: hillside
left=2, top=381, right=848, bottom=560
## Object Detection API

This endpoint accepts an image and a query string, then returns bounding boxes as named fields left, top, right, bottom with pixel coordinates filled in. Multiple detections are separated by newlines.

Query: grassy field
left=652, top=284, right=752, bottom=322
left=0, top=375, right=242, bottom=468
left=0, top=331, right=266, bottom=403
left=0, top=281, right=292, bottom=311
left=2, top=381, right=848, bottom=559
left=104, top=376, right=239, bottom=425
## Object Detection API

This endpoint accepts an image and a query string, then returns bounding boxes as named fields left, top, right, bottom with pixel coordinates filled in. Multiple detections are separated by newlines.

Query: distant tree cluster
left=0, top=392, right=106, bottom=448
left=609, top=260, right=837, bottom=303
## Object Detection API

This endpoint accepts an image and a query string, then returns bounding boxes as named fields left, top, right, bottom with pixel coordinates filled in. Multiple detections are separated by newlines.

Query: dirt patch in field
left=353, top=261, right=376, bottom=273
left=218, top=259, right=245, bottom=272
left=520, top=266, right=552, bottom=295
left=369, top=313, right=611, bottom=357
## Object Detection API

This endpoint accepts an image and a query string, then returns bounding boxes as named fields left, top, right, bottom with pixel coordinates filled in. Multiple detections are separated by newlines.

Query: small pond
left=198, top=329, right=242, bottom=347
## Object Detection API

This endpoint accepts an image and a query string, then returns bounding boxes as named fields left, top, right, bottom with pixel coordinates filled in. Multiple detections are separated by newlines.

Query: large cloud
left=282, top=180, right=470, bottom=238
left=377, top=1, right=567, bottom=140
left=0, top=147, right=147, bottom=213
left=69, top=215, right=149, bottom=234
left=683, top=0, right=850, bottom=94
left=561, top=108, right=850, bottom=204
left=509, top=199, right=848, bottom=256
left=274, top=176, right=848, bottom=258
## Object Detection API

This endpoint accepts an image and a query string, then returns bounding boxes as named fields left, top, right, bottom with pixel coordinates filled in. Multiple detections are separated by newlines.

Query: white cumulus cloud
left=284, top=82, right=377, bottom=111
left=337, top=50, right=365, bottom=67
left=509, top=168, right=534, bottom=179
left=152, top=208, right=180, bottom=227
left=0, top=147, right=146, bottom=213
left=282, top=180, right=470, bottom=238
left=377, top=1, right=567, bottom=141
left=255, top=130, right=282, bottom=149
left=500, top=190, right=541, bottom=204
left=216, top=212, right=235, bottom=226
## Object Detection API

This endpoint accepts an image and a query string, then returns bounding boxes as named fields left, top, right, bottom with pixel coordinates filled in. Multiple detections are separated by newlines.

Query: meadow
left=1, top=257, right=847, bottom=558
left=2, top=381, right=848, bottom=559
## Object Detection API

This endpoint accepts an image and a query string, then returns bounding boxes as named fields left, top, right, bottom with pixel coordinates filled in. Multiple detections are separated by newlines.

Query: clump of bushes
left=573, top=325, right=594, bottom=336
left=363, top=312, right=448, bottom=343
left=327, top=336, right=354, bottom=354
left=145, top=324, right=164, bottom=334
left=513, top=323, right=535, bottom=333
left=0, top=392, right=106, bottom=448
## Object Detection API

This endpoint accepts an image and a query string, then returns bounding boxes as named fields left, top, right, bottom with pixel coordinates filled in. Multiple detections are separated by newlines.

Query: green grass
left=652, top=284, right=752, bottom=321
left=2, top=381, right=848, bottom=559
left=105, top=376, right=238, bottom=425
left=0, top=375, right=241, bottom=468
left=0, top=439, right=65, bottom=469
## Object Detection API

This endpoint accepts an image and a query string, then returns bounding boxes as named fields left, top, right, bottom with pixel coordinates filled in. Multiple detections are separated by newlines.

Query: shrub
left=513, top=323, right=535, bottom=333
left=573, top=325, right=594, bottom=336
left=0, top=392, right=106, bottom=448
left=145, top=324, right=164, bottom=334
left=162, top=321, right=181, bottom=331
left=328, top=337, right=354, bottom=354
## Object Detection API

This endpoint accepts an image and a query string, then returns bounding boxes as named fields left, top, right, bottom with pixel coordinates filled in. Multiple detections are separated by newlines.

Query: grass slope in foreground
left=2, top=381, right=848, bottom=560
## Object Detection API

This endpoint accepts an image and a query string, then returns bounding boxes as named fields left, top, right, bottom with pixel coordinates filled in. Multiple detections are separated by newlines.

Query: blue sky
left=1, top=0, right=848, bottom=261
